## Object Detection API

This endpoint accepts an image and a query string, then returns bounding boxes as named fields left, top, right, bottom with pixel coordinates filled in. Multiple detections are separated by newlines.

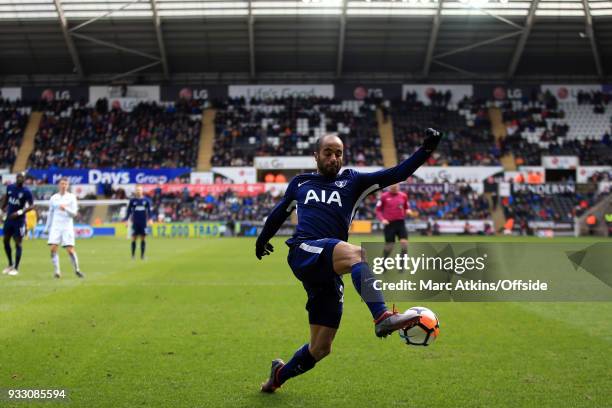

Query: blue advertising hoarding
left=27, top=168, right=191, bottom=184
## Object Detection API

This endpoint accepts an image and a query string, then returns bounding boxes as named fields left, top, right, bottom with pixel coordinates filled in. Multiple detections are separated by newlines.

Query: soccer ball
left=399, top=306, right=440, bottom=346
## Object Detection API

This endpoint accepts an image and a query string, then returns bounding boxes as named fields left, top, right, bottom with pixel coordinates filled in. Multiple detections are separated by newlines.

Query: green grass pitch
left=0, top=236, right=610, bottom=407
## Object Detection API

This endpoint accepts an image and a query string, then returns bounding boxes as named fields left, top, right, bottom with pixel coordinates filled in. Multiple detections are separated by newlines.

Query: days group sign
left=27, top=168, right=190, bottom=185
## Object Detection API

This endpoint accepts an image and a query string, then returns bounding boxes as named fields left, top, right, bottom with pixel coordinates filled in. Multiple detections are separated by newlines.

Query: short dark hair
left=59, top=177, right=69, bottom=183
left=314, top=133, right=342, bottom=154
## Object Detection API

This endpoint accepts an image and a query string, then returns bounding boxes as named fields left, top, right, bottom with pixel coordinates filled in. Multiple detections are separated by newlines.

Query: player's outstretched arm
left=255, top=180, right=298, bottom=260
left=357, top=128, right=442, bottom=190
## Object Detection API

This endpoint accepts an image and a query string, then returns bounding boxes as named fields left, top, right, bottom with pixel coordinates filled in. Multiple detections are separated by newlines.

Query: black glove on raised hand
left=255, top=241, right=274, bottom=260
left=423, top=128, right=442, bottom=153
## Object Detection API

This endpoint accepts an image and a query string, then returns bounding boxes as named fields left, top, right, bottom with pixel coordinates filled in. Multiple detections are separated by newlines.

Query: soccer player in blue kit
left=256, top=128, right=442, bottom=392
left=124, top=185, right=152, bottom=260
left=1, top=172, right=34, bottom=276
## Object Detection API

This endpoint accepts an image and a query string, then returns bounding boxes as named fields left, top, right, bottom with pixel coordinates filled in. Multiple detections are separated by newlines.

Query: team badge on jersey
left=335, top=180, right=348, bottom=188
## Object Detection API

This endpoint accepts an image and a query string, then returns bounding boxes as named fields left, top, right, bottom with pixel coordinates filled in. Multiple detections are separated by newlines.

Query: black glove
left=423, top=128, right=442, bottom=152
left=256, top=241, right=274, bottom=260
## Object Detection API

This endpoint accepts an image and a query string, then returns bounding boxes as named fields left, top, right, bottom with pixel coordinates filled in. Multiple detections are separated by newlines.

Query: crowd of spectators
left=576, top=90, right=610, bottom=107
left=500, top=90, right=612, bottom=166
left=501, top=190, right=596, bottom=224
left=0, top=99, right=29, bottom=169
left=106, top=182, right=493, bottom=224
left=109, top=187, right=281, bottom=223
left=393, top=97, right=500, bottom=165
left=349, top=183, right=492, bottom=222
left=28, top=100, right=201, bottom=169
left=503, top=134, right=612, bottom=166
left=211, top=97, right=382, bottom=167
left=587, top=170, right=612, bottom=182
left=1, top=90, right=609, bottom=180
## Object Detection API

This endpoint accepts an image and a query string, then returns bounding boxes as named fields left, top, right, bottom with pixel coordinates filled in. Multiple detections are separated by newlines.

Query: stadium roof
left=0, top=0, right=611, bottom=84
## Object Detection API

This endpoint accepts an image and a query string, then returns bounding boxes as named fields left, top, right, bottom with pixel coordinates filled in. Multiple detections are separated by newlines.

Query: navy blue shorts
left=132, top=224, right=147, bottom=236
left=287, top=238, right=343, bottom=329
left=3, top=220, right=25, bottom=239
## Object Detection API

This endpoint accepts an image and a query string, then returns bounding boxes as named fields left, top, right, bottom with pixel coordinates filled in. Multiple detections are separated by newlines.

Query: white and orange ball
left=399, top=306, right=440, bottom=346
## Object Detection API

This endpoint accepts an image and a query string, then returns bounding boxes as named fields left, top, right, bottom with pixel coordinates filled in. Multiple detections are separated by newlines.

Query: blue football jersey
left=125, top=198, right=152, bottom=226
left=258, top=147, right=430, bottom=246
left=4, top=184, right=33, bottom=223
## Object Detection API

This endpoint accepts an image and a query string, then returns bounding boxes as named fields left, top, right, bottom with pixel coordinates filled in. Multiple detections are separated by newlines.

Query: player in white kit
left=44, top=178, right=84, bottom=279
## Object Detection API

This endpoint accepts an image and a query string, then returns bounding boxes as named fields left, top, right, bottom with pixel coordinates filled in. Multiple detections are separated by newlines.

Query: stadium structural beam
left=109, top=60, right=161, bottom=81
left=68, top=0, right=143, bottom=33
left=67, top=0, right=164, bottom=80
left=53, top=0, right=84, bottom=78
left=582, top=0, right=604, bottom=77
left=434, top=31, right=523, bottom=60
left=336, top=0, right=348, bottom=78
left=150, top=0, right=169, bottom=79
left=248, top=0, right=256, bottom=79
left=507, top=0, right=539, bottom=79
left=432, top=60, right=476, bottom=77
left=422, top=0, right=443, bottom=77
left=71, top=33, right=161, bottom=61
left=468, top=5, right=523, bottom=31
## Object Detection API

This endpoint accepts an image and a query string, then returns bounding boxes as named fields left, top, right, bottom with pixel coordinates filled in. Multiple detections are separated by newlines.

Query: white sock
left=69, top=252, right=80, bottom=272
left=51, top=253, right=60, bottom=274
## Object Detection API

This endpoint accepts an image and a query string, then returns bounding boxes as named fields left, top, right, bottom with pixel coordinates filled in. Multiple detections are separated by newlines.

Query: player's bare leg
left=49, top=244, right=61, bottom=278
left=261, top=324, right=336, bottom=393
left=309, top=324, right=336, bottom=361
left=65, top=246, right=83, bottom=278
left=333, top=241, right=419, bottom=337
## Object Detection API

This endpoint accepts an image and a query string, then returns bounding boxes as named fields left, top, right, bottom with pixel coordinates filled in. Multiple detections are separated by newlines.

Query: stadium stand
left=500, top=92, right=612, bottom=166
left=106, top=184, right=491, bottom=224
left=27, top=100, right=202, bottom=169
left=355, top=184, right=491, bottom=223
left=0, top=99, right=30, bottom=170
left=108, top=187, right=281, bottom=223
left=501, top=190, right=599, bottom=224
left=393, top=94, right=500, bottom=166
left=211, top=97, right=382, bottom=167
